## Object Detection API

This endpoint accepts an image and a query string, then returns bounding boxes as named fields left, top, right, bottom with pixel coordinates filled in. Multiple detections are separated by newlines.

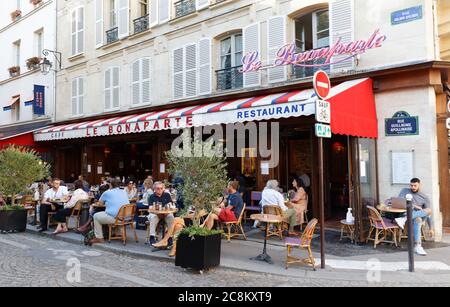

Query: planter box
left=175, top=233, right=222, bottom=270
left=0, top=209, right=28, bottom=233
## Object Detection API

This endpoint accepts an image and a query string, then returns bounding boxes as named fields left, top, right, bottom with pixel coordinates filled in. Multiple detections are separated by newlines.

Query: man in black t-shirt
left=147, top=182, right=174, bottom=245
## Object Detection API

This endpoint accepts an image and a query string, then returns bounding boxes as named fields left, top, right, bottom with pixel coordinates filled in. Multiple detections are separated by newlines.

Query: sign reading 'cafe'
left=241, top=29, right=387, bottom=72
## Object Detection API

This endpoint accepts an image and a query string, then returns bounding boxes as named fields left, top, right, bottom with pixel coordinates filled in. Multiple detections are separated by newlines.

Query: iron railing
left=106, top=27, right=119, bottom=44
left=216, top=66, right=243, bottom=91
left=174, top=0, right=196, bottom=19
left=134, top=14, right=149, bottom=34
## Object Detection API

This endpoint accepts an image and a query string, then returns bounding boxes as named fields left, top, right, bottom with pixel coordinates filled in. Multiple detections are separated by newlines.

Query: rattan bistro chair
left=366, top=206, right=399, bottom=248
left=108, top=204, right=139, bottom=246
left=221, top=204, right=247, bottom=242
left=66, top=200, right=89, bottom=230
left=263, top=205, right=285, bottom=240
left=285, top=218, right=318, bottom=270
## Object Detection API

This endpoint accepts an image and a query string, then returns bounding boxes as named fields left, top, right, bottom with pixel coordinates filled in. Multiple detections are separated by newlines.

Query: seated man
left=203, top=181, right=244, bottom=230
left=38, top=178, right=70, bottom=232
left=147, top=182, right=174, bottom=246
left=89, top=178, right=130, bottom=244
left=396, top=178, right=434, bottom=256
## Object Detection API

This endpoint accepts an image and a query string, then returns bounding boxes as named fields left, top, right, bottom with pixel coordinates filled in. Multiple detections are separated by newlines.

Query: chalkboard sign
left=385, top=111, right=419, bottom=136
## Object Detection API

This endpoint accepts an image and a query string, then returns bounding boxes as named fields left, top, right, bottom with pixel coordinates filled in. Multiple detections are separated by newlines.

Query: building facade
left=32, top=0, right=449, bottom=239
left=0, top=0, right=56, bottom=151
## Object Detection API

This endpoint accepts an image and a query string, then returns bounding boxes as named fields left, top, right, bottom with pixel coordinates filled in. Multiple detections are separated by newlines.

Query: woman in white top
left=124, top=181, right=138, bottom=200
left=53, top=180, right=89, bottom=235
left=140, top=178, right=154, bottom=205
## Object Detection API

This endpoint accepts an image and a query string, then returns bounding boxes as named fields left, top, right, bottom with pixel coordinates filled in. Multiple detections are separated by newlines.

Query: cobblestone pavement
left=0, top=233, right=447, bottom=287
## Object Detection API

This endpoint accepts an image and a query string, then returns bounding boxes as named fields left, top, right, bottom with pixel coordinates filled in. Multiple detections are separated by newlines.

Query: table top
left=148, top=208, right=178, bottom=215
left=340, top=219, right=355, bottom=226
left=250, top=214, right=283, bottom=223
left=377, top=204, right=406, bottom=214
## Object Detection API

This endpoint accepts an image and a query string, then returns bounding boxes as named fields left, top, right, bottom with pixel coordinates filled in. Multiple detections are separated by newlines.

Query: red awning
left=328, top=78, right=378, bottom=139
left=0, top=131, right=47, bottom=152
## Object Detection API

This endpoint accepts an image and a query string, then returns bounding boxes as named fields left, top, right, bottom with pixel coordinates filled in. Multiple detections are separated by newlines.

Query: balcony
left=174, top=0, right=196, bottom=19
left=134, top=14, right=149, bottom=34
left=106, top=27, right=119, bottom=44
left=216, top=66, right=243, bottom=91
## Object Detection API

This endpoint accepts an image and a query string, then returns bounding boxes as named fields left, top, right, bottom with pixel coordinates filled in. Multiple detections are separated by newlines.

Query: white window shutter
left=185, top=44, right=198, bottom=98
left=71, top=79, right=77, bottom=115
left=173, top=48, right=184, bottom=100
left=112, top=67, right=120, bottom=108
left=118, top=0, right=129, bottom=39
left=330, top=0, right=354, bottom=73
left=132, top=60, right=141, bottom=104
left=198, top=38, right=211, bottom=96
left=197, top=0, right=209, bottom=10
left=141, top=58, right=152, bottom=104
left=150, top=0, right=158, bottom=27
left=77, top=7, right=85, bottom=54
left=267, top=16, right=287, bottom=83
left=158, top=0, right=170, bottom=24
left=104, top=69, right=112, bottom=110
left=95, top=0, right=104, bottom=48
left=243, top=23, right=261, bottom=88
left=78, top=78, right=84, bottom=115
left=71, top=10, right=77, bottom=56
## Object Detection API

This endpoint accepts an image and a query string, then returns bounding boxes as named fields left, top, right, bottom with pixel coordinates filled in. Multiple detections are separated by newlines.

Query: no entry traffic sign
left=313, top=70, right=331, bottom=100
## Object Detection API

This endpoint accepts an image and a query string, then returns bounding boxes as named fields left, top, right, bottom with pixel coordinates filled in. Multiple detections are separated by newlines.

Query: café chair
left=66, top=200, right=89, bottom=230
left=221, top=203, right=247, bottom=242
left=285, top=218, right=318, bottom=270
left=366, top=206, right=399, bottom=248
left=263, top=205, right=285, bottom=240
left=244, top=191, right=262, bottom=222
left=108, top=204, right=139, bottom=246
left=398, top=220, right=427, bottom=243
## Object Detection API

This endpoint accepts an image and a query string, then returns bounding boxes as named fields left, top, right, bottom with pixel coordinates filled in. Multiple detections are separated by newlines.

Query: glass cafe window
left=217, top=34, right=243, bottom=91
left=294, top=10, right=329, bottom=78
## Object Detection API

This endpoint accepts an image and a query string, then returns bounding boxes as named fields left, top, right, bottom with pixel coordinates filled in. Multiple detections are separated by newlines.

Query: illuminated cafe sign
left=241, top=29, right=387, bottom=73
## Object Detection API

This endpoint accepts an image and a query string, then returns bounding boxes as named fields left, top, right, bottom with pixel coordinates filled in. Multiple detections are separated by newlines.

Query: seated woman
left=134, top=178, right=153, bottom=222
left=202, top=181, right=243, bottom=230
left=77, top=183, right=110, bottom=234
left=124, top=180, right=138, bottom=200
left=53, top=180, right=89, bottom=235
left=287, top=176, right=308, bottom=232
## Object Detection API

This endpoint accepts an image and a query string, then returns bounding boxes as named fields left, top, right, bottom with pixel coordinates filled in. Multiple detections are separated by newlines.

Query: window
left=71, top=7, right=85, bottom=56
left=140, top=0, right=148, bottom=17
left=294, top=9, right=329, bottom=78
left=110, top=0, right=118, bottom=28
left=35, top=29, right=44, bottom=57
left=13, top=40, right=21, bottom=67
left=105, top=67, right=120, bottom=110
left=217, top=34, right=243, bottom=91
left=12, top=96, right=20, bottom=122
left=71, top=77, right=84, bottom=116
left=132, top=58, right=152, bottom=105
left=16, top=0, right=21, bottom=10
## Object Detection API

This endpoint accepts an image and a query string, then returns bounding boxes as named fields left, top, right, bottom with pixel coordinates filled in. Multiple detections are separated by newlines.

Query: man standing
left=38, top=178, right=69, bottom=232
left=90, top=178, right=130, bottom=244
left=397, top=178, right=434, bottom=256
left=147, top=182, right=174, bottom=246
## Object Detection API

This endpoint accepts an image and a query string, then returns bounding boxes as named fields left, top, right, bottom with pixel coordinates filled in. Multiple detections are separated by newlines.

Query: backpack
left=83, top=230, right=96, bottom=246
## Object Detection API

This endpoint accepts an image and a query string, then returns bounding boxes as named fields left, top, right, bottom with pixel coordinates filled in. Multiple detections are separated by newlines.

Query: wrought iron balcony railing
left=174, top=0, right=196, bottom=19
left=291, top=46, right=330, bottom=79
left=216, top=66, right=243, bottom=91
left=134, top=14, right=149, bottom=34
left=106, top=27, right=119, bottom=44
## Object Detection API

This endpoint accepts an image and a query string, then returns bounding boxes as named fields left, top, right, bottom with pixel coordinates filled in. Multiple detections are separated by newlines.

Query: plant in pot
left=167, top=133, right=228, bottom=271
left=0, top=146, right=50, bottom=233
left=26, top=57, right=42, bottom=70
left=30, top=0, right=43, bottom=6
left=8, top=66, right=20, bottom=77
left=11, top=10, right=22, bottom=21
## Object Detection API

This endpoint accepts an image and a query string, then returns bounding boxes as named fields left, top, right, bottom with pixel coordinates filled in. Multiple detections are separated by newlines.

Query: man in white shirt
left=38, top=178, right=69, bottom=232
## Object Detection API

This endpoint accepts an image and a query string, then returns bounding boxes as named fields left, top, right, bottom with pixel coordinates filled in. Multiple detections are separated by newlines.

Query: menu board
left=391, top=151, right=414, bottom=184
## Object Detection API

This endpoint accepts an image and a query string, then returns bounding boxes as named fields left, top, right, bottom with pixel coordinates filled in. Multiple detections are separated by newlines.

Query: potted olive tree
left=0, top=146, right=49, bottom=233
left=167, top=133, right=228, bottom=271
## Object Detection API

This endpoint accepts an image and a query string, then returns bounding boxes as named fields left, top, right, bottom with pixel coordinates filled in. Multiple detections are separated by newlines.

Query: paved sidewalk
left=26, top=225, right=450, bottom=285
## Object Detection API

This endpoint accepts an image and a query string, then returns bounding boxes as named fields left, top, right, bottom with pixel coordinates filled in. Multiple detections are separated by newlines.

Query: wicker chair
left=108, top=204, right=139, bottom=246
left=285, top=218, right=318, bottom=270
left=244, top=191, right=262, bottom=222
left=366, top=206, right=399, bottom=248
left=263, top=205, right=284, bottom=240
left=221, top=204, right=247, bottom=242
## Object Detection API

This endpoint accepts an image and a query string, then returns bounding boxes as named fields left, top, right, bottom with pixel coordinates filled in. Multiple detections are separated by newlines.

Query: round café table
left=250, top=213, right=283, bottom=264
left=148, top=208, right=178, bottom=251
left=377, top=204, right=407, bottom=214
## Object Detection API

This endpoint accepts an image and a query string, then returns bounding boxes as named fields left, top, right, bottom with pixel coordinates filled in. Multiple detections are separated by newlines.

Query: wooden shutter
left=141, top=58, right=152, bottom=104
left=173, top=47, right=184, bottom=100
left=158, top=0, right=170, bottom=24
left=198, top=38, right=212, bottom=96
left=267, top=16, right=287, bottom=83
left=118, top=0, right=129, bottom=39
left=330, top=0, right=355, bottom=72
left=104, top=69, right=112, bottom=110
left=185, top=44, right=198, bottom=98
left=78, top=78, right=84, bottom=115
left=132, top=60, right=141, bottom=104
left=95, top=0, right=103, bottom=47
left=197, top=0, right=209, bottom=10
left=112, top=67, right=120, bottom=108
left=243, top=23, right=261, bottom=88
left=77, top=7, right=85, bottom=54
left=151, top=0, right=158, bottom=27
left=71, top=79, right=78, bottom=115
left=71, top=10, right=77, bottom=55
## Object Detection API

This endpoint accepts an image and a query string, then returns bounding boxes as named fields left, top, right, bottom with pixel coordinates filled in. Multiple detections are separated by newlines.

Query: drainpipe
left=432, top=0, right=440, bottom=60
left=52, top=0, right=58, bottom=123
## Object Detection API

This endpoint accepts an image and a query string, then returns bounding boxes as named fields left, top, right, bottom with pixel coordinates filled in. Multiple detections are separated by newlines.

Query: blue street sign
left=391, top=6, right=422, bottom=25
left=385, top=111, right=419, bottom=136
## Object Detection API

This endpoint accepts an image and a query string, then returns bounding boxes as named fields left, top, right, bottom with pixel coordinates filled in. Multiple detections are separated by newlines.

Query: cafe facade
left=32, top=0, right=449, bottom=240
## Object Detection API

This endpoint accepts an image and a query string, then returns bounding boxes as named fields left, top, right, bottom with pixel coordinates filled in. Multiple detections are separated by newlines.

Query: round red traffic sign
left=313, top=70, right=331, bottom=100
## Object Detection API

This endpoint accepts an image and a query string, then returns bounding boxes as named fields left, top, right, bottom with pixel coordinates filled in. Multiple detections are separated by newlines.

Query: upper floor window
left=294, top=9, right=329, bottom=78
left=217, top=34, right=243, bottom=91
left=134, top=0, right=149, bottom=34
left=16, top=0, right=21, bottom=10
left=71, top=7, right=85, bottom=56
left=109, top=0, right=118, bottom=28
left=139, top=0, right=148, bottom=17
left=13, top=40, right=21, bottom=67
left=71, top=77, right=84, bottom=116
left=131, top=58, right=152, bottom=106
left=35, top=29, right=44, bottom=57
left=104, top=67, right=120, bottom=111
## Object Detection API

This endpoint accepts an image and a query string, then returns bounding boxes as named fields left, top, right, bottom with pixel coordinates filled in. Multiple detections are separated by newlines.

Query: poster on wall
left=241, top=148, right=257, bottom=177
left=391, top=151, right=414, bottom=184
left=261, top=161, right=270, bottom=175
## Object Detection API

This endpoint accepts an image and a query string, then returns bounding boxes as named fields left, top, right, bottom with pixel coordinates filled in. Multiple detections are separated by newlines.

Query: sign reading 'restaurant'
left=242, top=29, right=387, bottom=73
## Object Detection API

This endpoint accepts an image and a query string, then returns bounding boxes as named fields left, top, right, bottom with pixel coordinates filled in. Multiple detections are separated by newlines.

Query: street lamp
left=39, top=49, right=62, bottom=75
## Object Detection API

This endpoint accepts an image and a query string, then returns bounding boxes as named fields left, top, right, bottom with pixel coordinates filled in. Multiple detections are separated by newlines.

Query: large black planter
left=0, top=209, right=28, bottom=233
left=175, top=233, right=222, bottom=271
